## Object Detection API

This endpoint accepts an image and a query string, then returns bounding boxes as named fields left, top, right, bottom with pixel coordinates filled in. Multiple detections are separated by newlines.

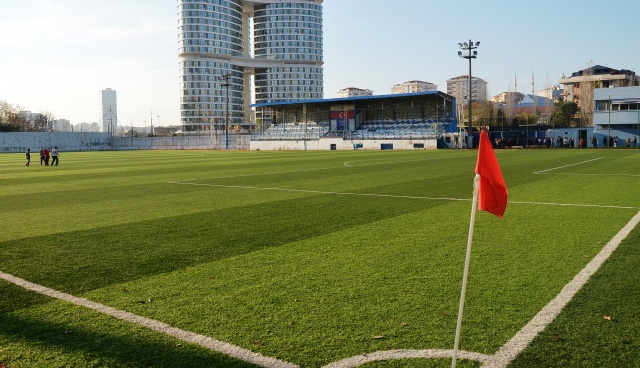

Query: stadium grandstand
left=251, top=91, right=458, bottom=150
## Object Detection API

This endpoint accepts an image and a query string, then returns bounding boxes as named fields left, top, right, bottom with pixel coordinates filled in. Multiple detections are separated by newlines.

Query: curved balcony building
left=178, top=0, right=324, bottom=133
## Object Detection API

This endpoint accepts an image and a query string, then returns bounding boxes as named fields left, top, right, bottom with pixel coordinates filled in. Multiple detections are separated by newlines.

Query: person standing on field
left=51, top=146, right=59, bottom=166
left=25, top=148, right=31, bottom=167
left=39, top=147, right=45, bottom=165
left=43, top=148, right=50, bottom=166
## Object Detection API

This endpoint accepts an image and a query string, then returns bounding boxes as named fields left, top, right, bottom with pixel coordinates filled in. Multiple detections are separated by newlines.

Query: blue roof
left=251, top=90, right=446, bottom=108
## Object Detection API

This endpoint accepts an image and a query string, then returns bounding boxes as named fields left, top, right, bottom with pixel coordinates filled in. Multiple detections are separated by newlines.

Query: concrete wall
left=250, top=137, right=438, bottom=150
left=0, top=133, right=252, bottom=152
left=113, top=134, right=251, bottom=150
left=0, top=132, right=435, bottom=152
left=0, top=132, right=112, bottom=153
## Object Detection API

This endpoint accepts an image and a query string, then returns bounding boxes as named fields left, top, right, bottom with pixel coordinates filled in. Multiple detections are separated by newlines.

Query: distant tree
left=554, top=101, right=580, bottom=127
left=474, top=100, right=496, bottom=128
left=32, top=112, right=55, bottom=132
left=0, top=100, right=55, bottom=132
left=0, top=100, right=23, bottom=132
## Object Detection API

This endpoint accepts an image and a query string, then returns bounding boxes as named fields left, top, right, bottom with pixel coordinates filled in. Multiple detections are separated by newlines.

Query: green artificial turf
left=1, top=148, right=639, bottom=367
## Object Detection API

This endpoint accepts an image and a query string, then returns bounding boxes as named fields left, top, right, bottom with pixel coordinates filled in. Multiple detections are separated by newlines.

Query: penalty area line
left=170, top=181, right=638, bottom=210
left=533, top=157, right=604, bottom=174
left=0, top=271, right=298, bottom=368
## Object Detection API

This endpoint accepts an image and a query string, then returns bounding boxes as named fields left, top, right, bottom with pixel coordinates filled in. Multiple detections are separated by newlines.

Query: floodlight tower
left=458, top=40, right=480, bottom=148
left=219, top=73, right=231, bottom=150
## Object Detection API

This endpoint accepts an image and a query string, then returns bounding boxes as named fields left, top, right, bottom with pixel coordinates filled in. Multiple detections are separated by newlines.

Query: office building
left=101, top=88, right=118, bottom=133
left=178, top=0, right=324, bottom=132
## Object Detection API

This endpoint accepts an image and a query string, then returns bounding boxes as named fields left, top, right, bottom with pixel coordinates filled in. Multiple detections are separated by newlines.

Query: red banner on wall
left=330, top=110, right=355, bottom=119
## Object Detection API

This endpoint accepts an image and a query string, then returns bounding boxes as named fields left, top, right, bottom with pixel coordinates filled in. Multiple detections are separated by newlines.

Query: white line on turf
left=169, top=182, right=639, bottom=210
left=535, top=172, right=640, bottom=177
left=533, top=157, right=604, bottom=174
left=321, top=210, right=640, bottom=367
left=3, top=210, right=639, bottom=367
left=0, top=271, right=298, bottom=368
left=483, top=209, right=640, bottom=367
left=170, top=182, right=472, bottom=202
left=322, top=349, right=493, bottom=368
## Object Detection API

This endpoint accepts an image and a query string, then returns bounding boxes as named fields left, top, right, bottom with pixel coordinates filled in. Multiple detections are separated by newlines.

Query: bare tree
left=32, top=112, right=55, bottom=132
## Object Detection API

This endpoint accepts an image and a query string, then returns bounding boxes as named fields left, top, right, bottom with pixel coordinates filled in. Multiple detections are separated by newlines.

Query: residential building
left=54, top=119, right=71, bottom=132
left=559, top=65, right=639, bottom=110
left=338, top=87, right=373, bottom=98
left=178, top=0, right=324, bottom=133
left=391, top=80, right=437, bottom=94
left=491, top=92, right=524, bottom=104
left=539, top=86, right=563, bottom=102
left=446, top=75, right=487, bottom=102
left=101, top=88, right=118, bottom=133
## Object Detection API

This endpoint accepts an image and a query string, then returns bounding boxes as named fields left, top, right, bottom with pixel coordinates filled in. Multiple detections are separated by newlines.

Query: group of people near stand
left=25, top=146, right=59, bottom=167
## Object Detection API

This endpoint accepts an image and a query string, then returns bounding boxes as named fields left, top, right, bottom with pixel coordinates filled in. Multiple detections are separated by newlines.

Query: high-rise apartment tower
left=178, top=0, right=324, bottom=132
left=101, top=88, right=118, bottom=133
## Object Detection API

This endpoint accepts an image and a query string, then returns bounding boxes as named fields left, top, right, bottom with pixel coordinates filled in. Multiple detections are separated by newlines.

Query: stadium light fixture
left=219, top=73, right=231, bottom=150
left=458, top=39, right=480, bottom=148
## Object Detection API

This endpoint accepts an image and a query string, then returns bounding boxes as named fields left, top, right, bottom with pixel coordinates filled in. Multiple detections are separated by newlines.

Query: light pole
left=458, top=39, right=480, bottom=148
left=608, top=95, right=611, bottom=148
left=219, top=73, right=231, bottom=150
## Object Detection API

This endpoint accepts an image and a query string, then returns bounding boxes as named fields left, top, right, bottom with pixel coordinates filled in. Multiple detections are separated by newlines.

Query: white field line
left=2, top=211, right=639, bottom=368
left=483, top=209, right=640, bottom=367
left=323, top=349, right=493, bottom=368
left=169, top=181, right=638, bottom=210
left=536, top=172, right=640, bottom=177
left=0, top=271, right=298, bottom=368
left=170, top=181, right=468, bottom=202
left=323, top=210, right=640, bottom=367
left=533, top=157, right=604, bottom=174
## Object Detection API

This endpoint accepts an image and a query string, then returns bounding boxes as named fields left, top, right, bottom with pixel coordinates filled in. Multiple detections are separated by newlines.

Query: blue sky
left=1, top=0, right=638, bottom=127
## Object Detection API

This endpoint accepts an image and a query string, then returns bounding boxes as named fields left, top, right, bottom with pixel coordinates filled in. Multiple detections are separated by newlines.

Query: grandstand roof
left=252, top=91, right=455, bottom=109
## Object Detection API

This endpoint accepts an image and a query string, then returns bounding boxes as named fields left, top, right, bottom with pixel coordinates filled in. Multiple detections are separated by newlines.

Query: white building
left=338, top=87, right=373, bottom=98
left=391, top=80, right=437, bottom=94
left=446, top=75, right=487, bottom=102
left=593, top=86, right=640, bottom=137
left=54, top=119, right=71, bottom=132
left=178, top=0, right=324, bottom=133
left=101, top=88, right=118, bottom=133
left=539, top=86, right=563, bottom=101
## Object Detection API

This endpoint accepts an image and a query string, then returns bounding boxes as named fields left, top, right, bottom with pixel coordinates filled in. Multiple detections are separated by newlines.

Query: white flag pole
left=452, top=173, right=480, bottom=368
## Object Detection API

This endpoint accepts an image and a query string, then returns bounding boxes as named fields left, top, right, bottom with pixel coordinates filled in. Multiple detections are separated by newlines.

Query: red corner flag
left=474, top=130, right=508, bottom=217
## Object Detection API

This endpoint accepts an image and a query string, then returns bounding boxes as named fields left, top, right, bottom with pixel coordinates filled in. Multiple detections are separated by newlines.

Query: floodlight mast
left=458, top=39, right=480, bottom=148
left=219, top=73, right=231, bottom=149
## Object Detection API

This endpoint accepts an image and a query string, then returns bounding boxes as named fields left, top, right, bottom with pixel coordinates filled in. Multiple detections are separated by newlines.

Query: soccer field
left=1, top=149, right=639, bottom=367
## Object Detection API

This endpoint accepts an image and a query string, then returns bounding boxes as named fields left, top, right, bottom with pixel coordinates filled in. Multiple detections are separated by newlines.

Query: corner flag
left=475, top=130, right=508, bottom=217
left=452, top=129, right=508, bottom=368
